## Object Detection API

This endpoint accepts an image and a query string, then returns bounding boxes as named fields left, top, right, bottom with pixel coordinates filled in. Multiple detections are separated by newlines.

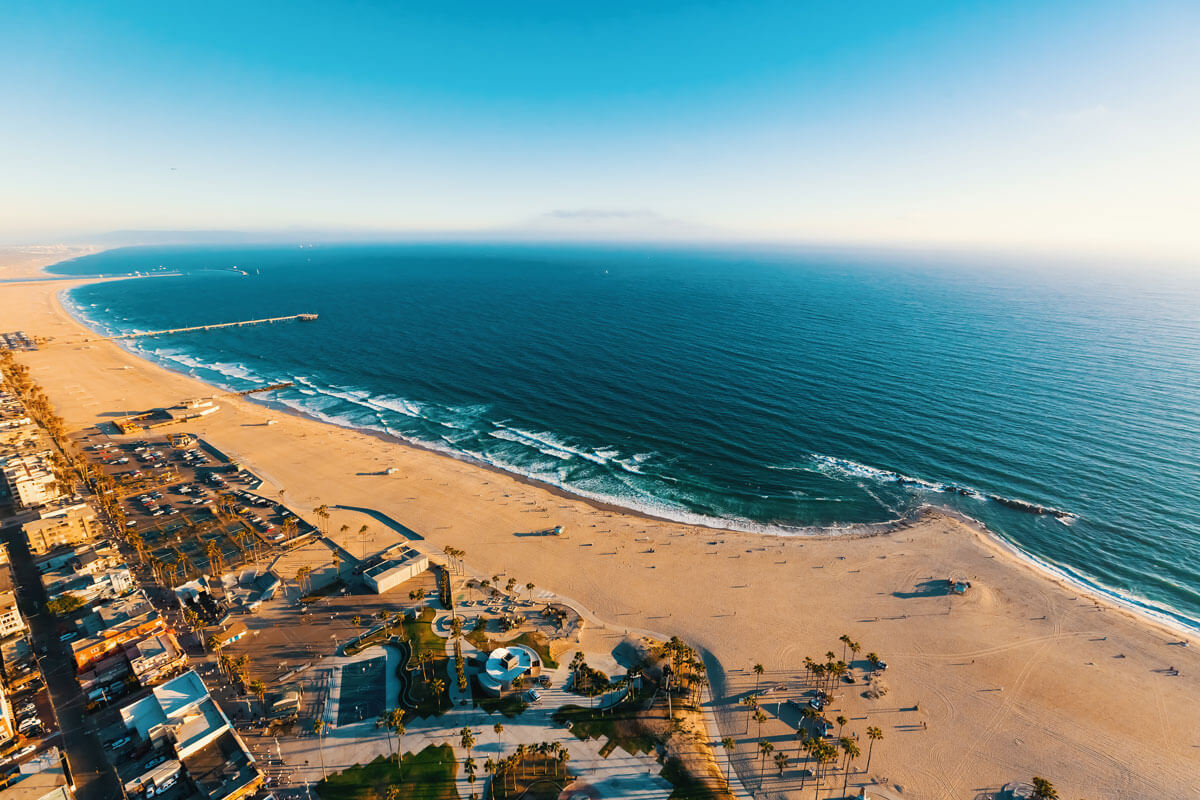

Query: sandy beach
left=3, top=247, right=1198, bottom=798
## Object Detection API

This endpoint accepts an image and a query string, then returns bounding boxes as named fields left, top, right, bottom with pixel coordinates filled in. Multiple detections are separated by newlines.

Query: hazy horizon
left=3, top=1, right=1199, bottom=260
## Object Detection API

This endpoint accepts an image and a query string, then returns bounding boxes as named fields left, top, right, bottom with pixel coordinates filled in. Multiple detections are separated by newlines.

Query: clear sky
left=2, top=1, right=1198, bottom=258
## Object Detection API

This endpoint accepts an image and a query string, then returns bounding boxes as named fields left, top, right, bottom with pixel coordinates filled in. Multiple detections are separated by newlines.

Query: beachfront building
left=71, top=592, right=166, bottom=671
left=23, top=505, right=100, bottom=555
left=112, top=669, right=262, bottom=800
left=0, top=455, right=61, bottom=510
left=476, top=645, right=542, bottom=696
left=0, top=748, right=72, bottom=800
left=125, top=633, right=188, bottom=687
left=43, top=564, right=134, bottom=606
left=0, top=565, right=26, bottom=639
left=362, top=545, right=428, bottom=594
left=0, top=686, right=15, bottom=745
left=213, top=621, right=248, bottom=649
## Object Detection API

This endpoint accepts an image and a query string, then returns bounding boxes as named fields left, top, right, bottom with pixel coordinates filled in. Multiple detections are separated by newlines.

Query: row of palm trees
left=734, top=637, right=889, bottom=798
left=482, top=740, right=571, bottom=799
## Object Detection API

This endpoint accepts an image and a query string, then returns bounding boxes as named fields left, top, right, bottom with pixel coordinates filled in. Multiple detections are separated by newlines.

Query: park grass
left=399, top=607, right=451, bottom=717
left=473, top=685, right=529, bottom=718
left=551, top=704, right=659, bottom=758
left=343, top=626, right=388, bottom=656
left=401, top=607, right=444, bottom=654
left=315, top=744, right=457, bottom=800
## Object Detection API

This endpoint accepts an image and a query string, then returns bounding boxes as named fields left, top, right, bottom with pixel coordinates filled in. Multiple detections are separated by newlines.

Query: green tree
left=249, top=680, right=266, bottom=709
left=720, top=736, right=736, bottom=786
left=461, top=726, right=477, bottom=762
left=757, top=740, right=774, bottom=786
left=865, top=726, right=883, bottom=773
left=46, top=593, right=85, bottom=616
left=840, top=737, right=861, bottom=797
left=1032, top=777, right=1059, bottom=800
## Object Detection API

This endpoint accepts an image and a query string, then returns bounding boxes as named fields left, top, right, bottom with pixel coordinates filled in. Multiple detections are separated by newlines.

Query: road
left=2, top=528, right=123, bottom=800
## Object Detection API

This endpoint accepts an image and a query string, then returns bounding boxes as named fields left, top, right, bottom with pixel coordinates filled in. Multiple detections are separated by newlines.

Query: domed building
left=477, top=644, right=542, bottom=696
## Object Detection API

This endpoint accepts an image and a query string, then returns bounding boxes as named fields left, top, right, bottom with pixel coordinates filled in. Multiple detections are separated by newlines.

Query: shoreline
left=6, top=246, right=1199, bottom=796
left=56, top=270, right=1200, bottom=640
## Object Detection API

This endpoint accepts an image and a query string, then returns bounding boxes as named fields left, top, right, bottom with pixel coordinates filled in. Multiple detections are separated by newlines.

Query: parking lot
left=76, top=432, right=313, bottom=583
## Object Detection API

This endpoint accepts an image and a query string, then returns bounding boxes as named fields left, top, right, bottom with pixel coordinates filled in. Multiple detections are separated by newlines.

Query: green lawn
left=401, top=607, right=444, bottom=655
left=551, top=704, right=659, bottom=758
left=474, top=688, right=529, bottom=718
left=315, top=745, right=457, bottom=800
left=399, top=607, right=451, bottom=717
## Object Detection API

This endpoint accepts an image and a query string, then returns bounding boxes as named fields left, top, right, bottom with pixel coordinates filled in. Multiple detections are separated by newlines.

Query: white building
left=477, top=645, right=543, bottom=696
left=0, top=565, right=26, bottom=639
left=362, top=546, right=429, bottom=594
left=1, top=455, right=61, bottom=509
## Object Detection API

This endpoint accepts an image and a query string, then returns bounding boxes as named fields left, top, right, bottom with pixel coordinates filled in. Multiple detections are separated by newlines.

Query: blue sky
left=2, top=1, right=1198, bottom=257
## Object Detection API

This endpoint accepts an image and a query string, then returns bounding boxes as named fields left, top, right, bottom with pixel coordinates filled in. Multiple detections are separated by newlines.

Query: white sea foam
left=810, top=453, right=1078, bottom=522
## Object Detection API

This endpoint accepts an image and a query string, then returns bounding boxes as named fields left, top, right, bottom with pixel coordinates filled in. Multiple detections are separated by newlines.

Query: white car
left=11, top=745, right=36, bottom=760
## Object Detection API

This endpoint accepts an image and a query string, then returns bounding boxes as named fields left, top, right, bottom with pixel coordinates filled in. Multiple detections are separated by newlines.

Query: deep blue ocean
left=49, top=244, right=1200, bottom=630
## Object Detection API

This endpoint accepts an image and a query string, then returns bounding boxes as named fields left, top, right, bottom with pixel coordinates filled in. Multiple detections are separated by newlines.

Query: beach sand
left=2, top=249, right=1198, bottom=798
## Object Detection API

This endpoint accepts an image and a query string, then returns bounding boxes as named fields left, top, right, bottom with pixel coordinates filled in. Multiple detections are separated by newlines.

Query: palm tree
left=1032, top=777, right=1059, bottom=799
left=525, top=582, right=535, bottom=602
left=840, top=737, right=861, bottom=797
left=556, top=748, right=570, bottom=781
left=352, top=614, right=362, bottom=630
left=752, top=662, right=764, bottom=695
left=494, top=722, right=504, bottom=759
left=795, top=734, right=813, bottom=793
left=249, top=680, right=266, bottom=711
left=866, top=652, right=882, bottom=673
left=774, top=751, right=789, bottom=776
left=839, top=634, right=853, bottom=663
left=205, top=633, right=222, bottom=654
left=314, top=718, right=327, bottom=780
left=753, top=708, right=768, bottom=743
left=461, top=726, right=477, bottom=762
left=849, top=639, right=862, bottom=666
left=865, top=726, right=883, bottom=774
left=431, top=677, right=446, bottom=705
left=483, top=758, right=496, bottom=800
left=393, top=721, right=407, bottom=760
left=720, top=737, right=736, bottom=786
left=739, top=694, right=758, bottom=735
left=836, top=714, right=847, bottom=740
left=757, top=740, right=773, bottom=786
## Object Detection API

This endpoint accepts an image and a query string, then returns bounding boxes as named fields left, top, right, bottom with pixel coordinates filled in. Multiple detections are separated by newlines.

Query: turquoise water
left=51, top=244, right=1200, bottom=630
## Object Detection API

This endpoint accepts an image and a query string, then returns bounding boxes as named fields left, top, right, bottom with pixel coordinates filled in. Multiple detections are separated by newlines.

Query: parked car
left=106, top=736, right=131, bottom=750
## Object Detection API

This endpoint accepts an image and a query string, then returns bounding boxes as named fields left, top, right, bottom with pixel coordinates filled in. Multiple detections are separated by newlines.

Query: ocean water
left=49, top=244, right=1200, bottom=630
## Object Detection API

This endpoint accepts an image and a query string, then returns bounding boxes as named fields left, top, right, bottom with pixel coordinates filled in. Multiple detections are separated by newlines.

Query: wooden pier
left=81, top=313, right=317, bottom=342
